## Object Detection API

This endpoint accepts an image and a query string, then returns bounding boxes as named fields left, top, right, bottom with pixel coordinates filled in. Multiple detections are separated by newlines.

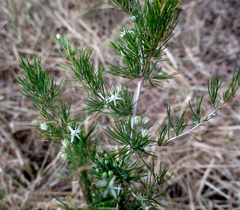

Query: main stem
left=130, top=49, right=144, bottom=148
left=128, top=79, right=142, bottom=153
left=128, top=18, right=145, bottom=152
left=131, top=80, right=142, bottom=130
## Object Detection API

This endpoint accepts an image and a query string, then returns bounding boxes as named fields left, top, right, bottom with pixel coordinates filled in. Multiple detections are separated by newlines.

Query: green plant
left=14, top=0, right=240, bottom=209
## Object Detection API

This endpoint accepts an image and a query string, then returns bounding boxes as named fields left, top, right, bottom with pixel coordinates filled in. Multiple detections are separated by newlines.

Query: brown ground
left=0, top=0, right=240, bottom=209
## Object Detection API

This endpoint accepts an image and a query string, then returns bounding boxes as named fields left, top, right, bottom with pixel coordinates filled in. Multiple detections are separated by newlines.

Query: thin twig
left=149, top=102, right=226, bottom=146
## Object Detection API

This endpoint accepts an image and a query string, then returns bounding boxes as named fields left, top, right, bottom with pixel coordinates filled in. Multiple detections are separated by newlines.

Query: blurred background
left=0, top=0, right=240, bottom=209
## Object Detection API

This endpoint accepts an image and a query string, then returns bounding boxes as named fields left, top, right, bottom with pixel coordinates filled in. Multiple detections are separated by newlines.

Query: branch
left=149, top=101, right=227, bottom=147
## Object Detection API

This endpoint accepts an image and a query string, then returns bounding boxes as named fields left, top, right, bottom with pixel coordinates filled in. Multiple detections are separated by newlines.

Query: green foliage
left=158, top=125, right=167, bottom=146
left=208, top=75, right=222, bottom=108
left=107, top=0, right=139, bottom=14
left=189, top=96, right=204, bottom=124
left=15, top=55, right=76, bottom=140
left=14, top=0, right=240, bottom=209
left=106, top=0, right=182, bottom=86
left=17, top=55, right=66, bottom=104
left=54, top=35, right=105, bottom=94
left=223, top=66, right=240, bottom=102
left=167, top=105, right=188, bottom=136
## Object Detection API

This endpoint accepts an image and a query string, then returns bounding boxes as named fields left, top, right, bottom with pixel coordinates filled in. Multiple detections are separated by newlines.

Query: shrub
left=15, top=0, right=240, bottom=209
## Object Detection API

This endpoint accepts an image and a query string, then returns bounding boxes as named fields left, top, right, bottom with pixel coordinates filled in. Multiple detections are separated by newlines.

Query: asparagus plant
left=15, top=0, right=240, bottom=209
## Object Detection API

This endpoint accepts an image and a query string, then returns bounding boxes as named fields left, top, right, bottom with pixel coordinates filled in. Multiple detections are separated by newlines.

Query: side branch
left=149, top=101, right=227, bottom=147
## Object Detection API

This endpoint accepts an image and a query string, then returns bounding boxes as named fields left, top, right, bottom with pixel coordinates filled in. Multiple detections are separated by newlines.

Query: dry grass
left=0, top=0, right=240, bottom=209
